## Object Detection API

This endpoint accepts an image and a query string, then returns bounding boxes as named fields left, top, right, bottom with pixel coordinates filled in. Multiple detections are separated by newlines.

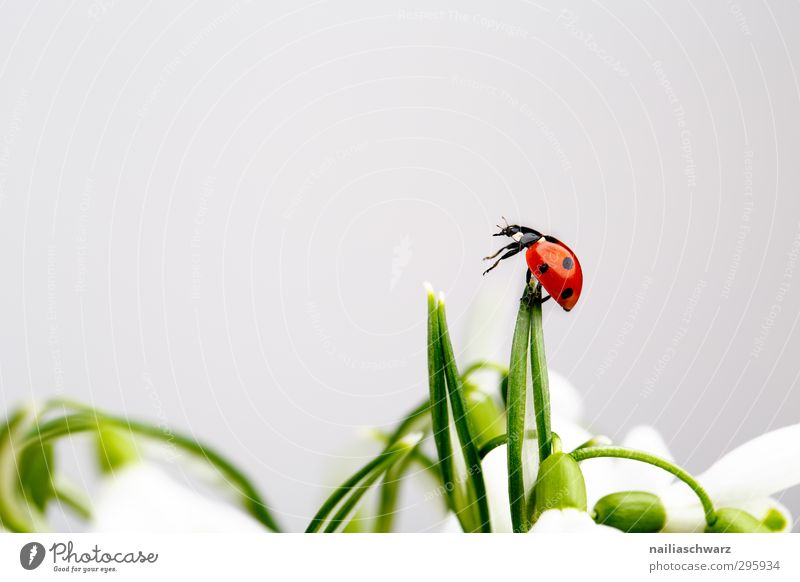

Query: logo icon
left=20, top=542, right=46, bottom=570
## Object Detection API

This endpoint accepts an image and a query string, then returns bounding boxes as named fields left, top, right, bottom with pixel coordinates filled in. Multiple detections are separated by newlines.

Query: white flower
left=586, top=424, right=799, bottom=533
left=529, top=508, right=621, bottom=534
left=89, top=463, right=265, bottom=533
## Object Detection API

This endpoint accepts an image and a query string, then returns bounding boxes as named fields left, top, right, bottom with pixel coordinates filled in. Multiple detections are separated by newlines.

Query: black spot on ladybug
left=562, top=257, right=574, bottom=270
left=561, top=288, right=574, bottom=300
left=538, top=263, right=549, bottom=274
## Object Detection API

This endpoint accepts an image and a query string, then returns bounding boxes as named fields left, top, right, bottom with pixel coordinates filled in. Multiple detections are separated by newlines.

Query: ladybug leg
left=522, top=278, right=539, bottom=306
left=482, top=246, right=524, bottom=275
left=483, top=241, right=519, bottom=261
left=522, top=279, right=551, bottom=306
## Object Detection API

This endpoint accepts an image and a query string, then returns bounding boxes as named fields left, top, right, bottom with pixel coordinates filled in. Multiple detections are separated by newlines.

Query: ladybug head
left=492, top=218, right=542, bottom=241
left=493, top=217, right=523, bottom=238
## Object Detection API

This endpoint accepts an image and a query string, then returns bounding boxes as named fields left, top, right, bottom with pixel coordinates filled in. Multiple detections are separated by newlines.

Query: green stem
left=24, top=412, right=282, bottom=532
left=478, top=430, right=538, bottom=460
left=307, top=446, right=403, bottom=533
left=374, top=452, right=415, bottom=533
left=506, top=287, right=532, bottom=533
left=307, top=435, right=421, bottom=533
left=461, top=361, right=509, bottom=381
left=530, top=284, right=552, bottom=462
left=570, top=446, right=717, bottom=526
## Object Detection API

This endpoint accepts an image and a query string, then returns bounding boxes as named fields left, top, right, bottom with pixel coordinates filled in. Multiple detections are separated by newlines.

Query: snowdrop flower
left=90, top=463, right=265, bottom=533
left=586, top=424, right=799, bottom=533
left=656, top=424, right=799, bottom=532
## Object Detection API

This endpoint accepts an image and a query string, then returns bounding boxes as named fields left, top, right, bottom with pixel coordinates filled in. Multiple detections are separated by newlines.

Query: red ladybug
left=483, top=220, right=583, bottom=311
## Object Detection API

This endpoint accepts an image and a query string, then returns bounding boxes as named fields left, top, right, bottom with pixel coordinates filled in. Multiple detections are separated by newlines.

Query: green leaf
left=306, top=434, right=422, bottom=533
left=0, top=408, right=48, bottom=532
left=17, top=440, right=56, bottom=512
left=0, top=408, right=50, bottom=532
left=530, top=285, right=553, bottom=462
left=507, top=289, right=532, bottom=533
left=426, top=285, right=455, bottom=514
left=436, top=296, right=491, bottom=533
left=371, top=399, right=435, bottom=532
left=374, top=448, right=416, bottom=533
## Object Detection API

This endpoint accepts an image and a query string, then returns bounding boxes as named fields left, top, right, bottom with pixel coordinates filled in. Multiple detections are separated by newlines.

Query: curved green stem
left=461, top=361, right=509, bottom=381
left=23, top=412, right=282, bottom=532
left=384, top=400, right=429, bottom=446
left=570, top=446, right=717, bottom=526
left=478, top=430, right=538, bottom=459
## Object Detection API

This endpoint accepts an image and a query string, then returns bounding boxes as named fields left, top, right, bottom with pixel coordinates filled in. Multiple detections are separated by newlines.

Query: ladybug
left=482, top=219, right=583, bottom=311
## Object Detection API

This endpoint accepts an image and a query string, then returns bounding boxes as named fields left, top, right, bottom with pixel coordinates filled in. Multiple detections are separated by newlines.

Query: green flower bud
left=593, top=491, right=666, bottom=532
left=531, top=452, right=587, bottom=523
left=96, top=426, right=139, bottom=474
left=463, top=382, right=505, bottom=449
left=761, top=507, right=788, bottom=532
left=705, top=508, right=772, bottom=533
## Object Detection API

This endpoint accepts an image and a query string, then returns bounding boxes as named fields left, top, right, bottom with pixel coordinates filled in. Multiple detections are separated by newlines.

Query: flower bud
left=593, top=491, right=666, bottom=532
left=96, top=426, right=139, bottom=474
left=705, top=508, right=771, bottom=533
left=760, top=507, right=789, bottom=532
left=463, top=382, right=505, bottom=449
left=530, top=452, right=587, bottom=523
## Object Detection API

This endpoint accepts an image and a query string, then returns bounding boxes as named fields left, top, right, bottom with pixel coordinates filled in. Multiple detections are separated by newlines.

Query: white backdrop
left=0, top=0, right=798, bottom=531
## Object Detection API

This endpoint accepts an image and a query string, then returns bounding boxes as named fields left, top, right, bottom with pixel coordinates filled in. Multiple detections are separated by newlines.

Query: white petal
left=90, top=463, right=265, bottom=533
left=481, top=444, right=521, bottom=533
left=529, top=508, right=621, bottom=534
left=697, top=423, right=800, bottom=504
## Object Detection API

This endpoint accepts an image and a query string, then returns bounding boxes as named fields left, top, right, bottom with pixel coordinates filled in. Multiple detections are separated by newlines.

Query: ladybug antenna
left=493, top=216, right=512, bottom=236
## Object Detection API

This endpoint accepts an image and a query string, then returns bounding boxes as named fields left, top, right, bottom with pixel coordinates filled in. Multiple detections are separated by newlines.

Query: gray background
left=1, top=0, right=798, bottom=532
